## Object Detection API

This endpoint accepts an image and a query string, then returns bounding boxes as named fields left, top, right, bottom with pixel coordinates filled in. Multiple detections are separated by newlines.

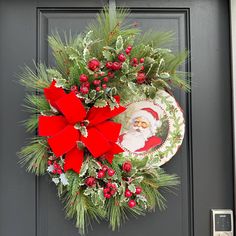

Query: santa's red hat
left=131, top=107, right=161, bottom=133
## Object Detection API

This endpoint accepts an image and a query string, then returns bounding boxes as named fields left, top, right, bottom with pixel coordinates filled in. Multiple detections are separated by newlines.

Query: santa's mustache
left=132, top=126, right=145, bottom=133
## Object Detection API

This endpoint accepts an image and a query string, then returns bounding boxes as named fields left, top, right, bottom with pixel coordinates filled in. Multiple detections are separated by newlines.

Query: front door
left=0, top=0, right=233, bottom=236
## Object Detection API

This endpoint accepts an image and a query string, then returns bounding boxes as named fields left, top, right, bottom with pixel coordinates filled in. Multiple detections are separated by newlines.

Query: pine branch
left=136, top=31, right=174, bottom=48
left=18, top=137, right=48, bottom=175
left=22, top=114, right=38, bottom=133
left=19, top=63, right=51, bottom=91
left=23, top=94, right=51, bottom=113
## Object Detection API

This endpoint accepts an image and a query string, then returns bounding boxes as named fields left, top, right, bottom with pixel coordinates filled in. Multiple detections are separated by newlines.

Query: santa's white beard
left=121, top=126, right=153, bottom=152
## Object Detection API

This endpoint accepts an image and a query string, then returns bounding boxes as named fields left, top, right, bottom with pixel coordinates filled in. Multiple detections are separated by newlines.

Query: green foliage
left=22, top=114, right=38, bottom=132
left=19, top=63, right=51, bottom=91
left=18, top=137, right=48, bottom=175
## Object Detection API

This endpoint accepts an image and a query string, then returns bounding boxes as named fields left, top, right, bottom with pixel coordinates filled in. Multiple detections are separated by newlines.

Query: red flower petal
left=44, top=80, right=66, bottom=109
left=56, top=92, right=86, bottom=124
left=48, top=125, right=79, bottom=157
left=104, top=143, right=124, bottom=163
left=38, top=115, right=67, bottom=136
left=95, top=121, right=122, bottom=143
left=81, top=127, right=112, bottom=157
left=64, top=147, right=84, bottom=173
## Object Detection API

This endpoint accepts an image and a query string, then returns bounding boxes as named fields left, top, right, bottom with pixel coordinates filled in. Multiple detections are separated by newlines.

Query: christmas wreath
left=18, top=7, right=189, bottom=234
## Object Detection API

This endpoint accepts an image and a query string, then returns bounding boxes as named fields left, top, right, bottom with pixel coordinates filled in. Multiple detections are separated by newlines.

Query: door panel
left=0, top=0, right=233, bottom=236
left=38, top=8, right=191, bottom=236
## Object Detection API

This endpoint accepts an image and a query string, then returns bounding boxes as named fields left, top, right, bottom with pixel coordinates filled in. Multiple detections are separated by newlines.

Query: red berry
left=118, top=53, right=126, bottom=62
left=57, top=169, right=63, bottom=174
left=136, top=72, right=146, bottom=84
left=103, top=77, right=109, bottom=82
left=70, top=85, right=78, bottom=92
left=103, top=188, right=110, bottom=194
left=85, top=177, right=96, bottom=187
left=53, top=162, right=59, bottom=168
left=80, top=86, right=89, bottom=94
left=139, top=65, right=145, bottom=71
left=105, top=61, right=113, bottom=69
left=79, top=74, right=88, bottom=82
left=140, top=58, right=145, bottom=63
left=106, top=182, right=112, bottom=188
left=132, top=58, right=138, bottom=64
left=82, top=81, right=90, bottom=88
left=93, top=79, right=101, bottom=86
left=122, top=161, right=132, bottom=173
left=96, top=86, right=101, bottom=92
left=128, top=199, right=136, bottom=208
left=127, top=45, right=132, bottom=51
left=102, top=165, right=108, bottom=172
left=111, top=183, right=117, bottom=189
left=107, top=71, right=114, bottom=78
left=110, top=189, right=116, bottom=195
left=125, top=189, right=133, bottom=198
left=125, top=48, right=131, bottom=55
left=104, top=193, right=111, bottom=199
left=47, top=160, right=52, bottom=165
left=88, top=59, right=100, bottom=71
left=102, top=84, right=107, bottom=89
left=107, top=168, right=115, bottom=177
left=97, top=170, right=105, bottom=178
left=52, top=169, right=57, bottom=174
left=135, top=186, right=142, bottom=195
left=112, top=62, right=122, bottom=70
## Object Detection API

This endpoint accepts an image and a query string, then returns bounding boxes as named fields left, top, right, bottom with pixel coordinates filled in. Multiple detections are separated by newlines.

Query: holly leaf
left=102, top=50, right=113, bottom=61
left=94, top=99, right=107, bottom=108
left=83, top=188, right=94, bottom=196
left=159, top=72, right=170, bottom=79
left=116, top=35, right=124, bottom=52
left=103, top=46, right=116, bottom=52
left=146, top=62, right=159, bottom=78
left=79, top=161, right=88, bottom=177
left=108, top=87, right=117, bottom=96
left=83, top=30, right=93, bottom=46
left=120, top=75, right=127, bottom=82
left=54, top=78, right=67, bottom=89
left=128, top=184, right=136, bottom=193
left=47, top=68, right=64, bottom=80
left=79, top=126, right=88, bottom=138
left=152, top=79, right=171, bottom=90
left=122, top=62, right=129, bottom=74
left=83, top=47, right=90, bottom=61
left=128, top=82, right=139, bottom=94
left=108, top=99, right=118, bottom=110
left=133, top=176, right=144, bottom=184
left=147, top=86, right=157, bottom=99
left=89, top=90, right=96, bottom=100
left=136, top=195, right=148, bottom=209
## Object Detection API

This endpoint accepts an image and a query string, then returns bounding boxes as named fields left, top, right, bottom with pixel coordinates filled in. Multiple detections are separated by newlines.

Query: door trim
left=230, top=0, right=236, bottom=225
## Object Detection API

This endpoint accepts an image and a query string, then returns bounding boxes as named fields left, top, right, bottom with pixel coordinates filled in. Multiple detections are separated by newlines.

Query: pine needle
left=18, top=137, right=48, bottom=175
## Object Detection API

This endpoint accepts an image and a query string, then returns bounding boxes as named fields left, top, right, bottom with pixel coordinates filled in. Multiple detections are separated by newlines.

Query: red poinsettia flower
left=38, top=81, right=125, bottom=173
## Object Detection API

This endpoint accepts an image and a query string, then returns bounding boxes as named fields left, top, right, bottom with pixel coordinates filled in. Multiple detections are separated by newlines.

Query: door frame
left=230, top=0, right=236, bottom=222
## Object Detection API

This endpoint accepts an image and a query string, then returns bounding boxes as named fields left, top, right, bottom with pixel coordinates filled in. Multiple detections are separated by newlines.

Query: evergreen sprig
left=18, top=137, right=48, bottom=175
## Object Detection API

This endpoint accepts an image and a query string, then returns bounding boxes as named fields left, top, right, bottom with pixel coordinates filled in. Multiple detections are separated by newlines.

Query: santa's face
left=133, top=117, right=150, bottom=129
left=120, top=116, right=153, bottom=152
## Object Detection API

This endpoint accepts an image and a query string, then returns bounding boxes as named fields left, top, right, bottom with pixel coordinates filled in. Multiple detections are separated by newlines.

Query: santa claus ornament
left=18, top=7, right=189, bottom=235
left=117, top=90, right=185, bottom=166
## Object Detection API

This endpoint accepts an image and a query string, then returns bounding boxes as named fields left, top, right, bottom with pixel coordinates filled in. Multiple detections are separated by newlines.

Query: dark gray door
left=0, top=0, right=233, bottom=236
